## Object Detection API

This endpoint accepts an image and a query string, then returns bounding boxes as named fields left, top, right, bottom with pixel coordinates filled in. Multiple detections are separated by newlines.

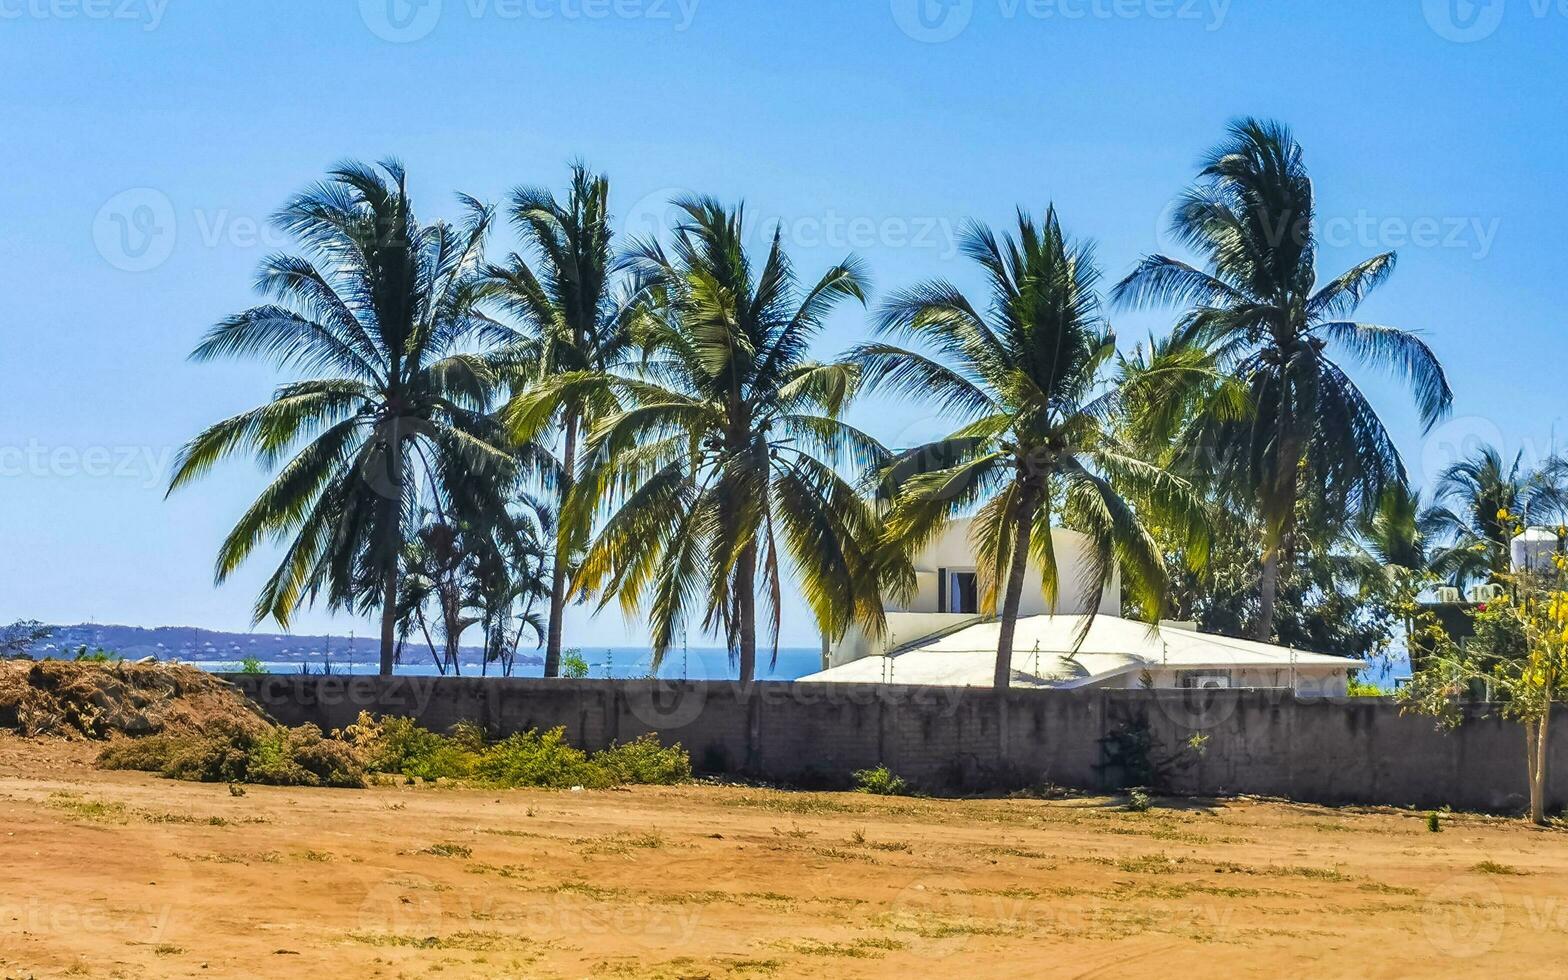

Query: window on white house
left=938, top=569, right=979, bottom=614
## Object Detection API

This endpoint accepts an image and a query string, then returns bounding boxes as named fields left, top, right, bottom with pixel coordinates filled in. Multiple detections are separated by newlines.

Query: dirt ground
left=3, top=735, right=1567, bottom=979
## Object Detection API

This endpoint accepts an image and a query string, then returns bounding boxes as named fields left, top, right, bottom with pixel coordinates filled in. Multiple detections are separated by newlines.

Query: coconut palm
left=512, top=197, right=888, bottom=684
left=1114, top=119, right=1453, bottom=640
left=1418, top=445, right=1568, bottom=588
left=856, top=207, right=1209, bottom=694
left=484, top=164, right=642, bottom=677
left=168, top=160, right=515, bottom=675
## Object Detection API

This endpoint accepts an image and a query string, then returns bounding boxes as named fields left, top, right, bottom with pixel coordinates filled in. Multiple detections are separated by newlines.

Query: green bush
left=100, top=711, right=689, bottom=791
left=852, top=765, right=910, bottom=796
left=560, top=650, right=590, bottom=679
left=345, top=713, right=690, bottom=789
left=593, top=735, right=693, bottom=786
left=1127, top=788, right=1153, bottom=812
left=98, top=721, right=366, bottom=788
left=473, top=727, right=596, bottom=787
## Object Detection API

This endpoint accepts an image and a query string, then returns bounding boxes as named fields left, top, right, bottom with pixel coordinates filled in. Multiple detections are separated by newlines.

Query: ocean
left=192, top=645, right=826, bottom=681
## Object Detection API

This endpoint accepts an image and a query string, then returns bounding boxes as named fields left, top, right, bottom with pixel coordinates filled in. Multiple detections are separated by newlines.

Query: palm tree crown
left=1114, top=118, right=1453, bottom=639
left=485, top=163, right=641, bottom=677
left=168, top=160, right=515, bottom=674
left=510, top=197, right=888, bottom=683
left=857, top=207, right=1208, bottom=692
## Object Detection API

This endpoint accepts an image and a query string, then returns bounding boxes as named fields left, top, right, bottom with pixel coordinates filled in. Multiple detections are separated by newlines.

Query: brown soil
left=2, top=734, right=1567, bottom=979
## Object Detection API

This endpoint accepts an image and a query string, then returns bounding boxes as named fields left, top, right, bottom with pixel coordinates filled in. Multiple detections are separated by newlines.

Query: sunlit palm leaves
left=168, top=160, right=516, bottom=673
left=1114, top=119, right=1452, bottom=639
left=856, top=207, right=1209, bottom=691
left=531, top=196, right=888, bottom=683
left=485, top=164, right=649, bottom=677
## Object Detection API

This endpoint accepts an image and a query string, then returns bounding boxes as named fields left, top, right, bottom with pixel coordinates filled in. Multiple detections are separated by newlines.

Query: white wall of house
left=828, top=520, right=1122, bottom=667
left=888, top=519, right=1122, bottom=617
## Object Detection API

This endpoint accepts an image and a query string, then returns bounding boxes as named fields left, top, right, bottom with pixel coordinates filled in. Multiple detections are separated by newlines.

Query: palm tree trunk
left=995, top=502, right=1037, bottom=690
left=544, top=409, right=579, bottom=678
left=379, top=569, right=397, bottom=677
left=737, top=541, right=759, bottom=687
left=1255, top=552, right=1280, bottom=643
left=994, top=497, right=1037, bottom=762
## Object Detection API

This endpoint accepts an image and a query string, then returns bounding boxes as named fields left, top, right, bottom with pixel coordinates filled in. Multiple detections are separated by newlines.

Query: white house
left=804, top=519, right=1359, bottom=696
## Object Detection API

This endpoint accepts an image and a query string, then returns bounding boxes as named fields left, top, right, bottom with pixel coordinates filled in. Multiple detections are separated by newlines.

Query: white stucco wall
left=829, top=520, right=1123, bottom=666
left=887, top=519, right=1122, bottom=618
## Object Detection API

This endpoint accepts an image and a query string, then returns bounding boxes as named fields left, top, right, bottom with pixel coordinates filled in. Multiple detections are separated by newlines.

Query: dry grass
left=5, top=734, right=1568, bottom=978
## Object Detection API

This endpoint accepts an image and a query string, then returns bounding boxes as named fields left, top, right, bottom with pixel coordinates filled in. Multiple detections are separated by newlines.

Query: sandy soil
left=2, top=735, right=1566, bottom=979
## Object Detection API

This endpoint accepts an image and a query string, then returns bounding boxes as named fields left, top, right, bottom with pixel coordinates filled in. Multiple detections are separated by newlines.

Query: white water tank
left=1512, top=527, right=1564, bottom=574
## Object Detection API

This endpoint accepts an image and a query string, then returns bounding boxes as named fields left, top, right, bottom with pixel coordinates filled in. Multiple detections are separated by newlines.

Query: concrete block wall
left=224, top=675, right=1566, bottom=813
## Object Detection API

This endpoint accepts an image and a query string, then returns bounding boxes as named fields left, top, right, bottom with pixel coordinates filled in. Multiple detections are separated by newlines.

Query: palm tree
left=1114, top=119, right=1453, bottom=640
left=168, top=160, right=515, bottom=675
left=1419, top=445, right=1567, bottom=588
left=485, top=164, right=641, bottom=677
left=856, top=208, right=1208, bottom=695
left=513, top=197, right=888, bottom=684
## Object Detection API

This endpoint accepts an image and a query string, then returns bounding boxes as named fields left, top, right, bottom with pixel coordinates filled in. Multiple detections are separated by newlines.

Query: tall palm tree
left=168, top=160, right=514, bottom=675
left=1114, top=119, right=1453, bottom=640
left=856, top=208, right=1208, bottom=694
left=512, top=197, right=888, bottom=684
left=485, top=164, right=639, bottom=677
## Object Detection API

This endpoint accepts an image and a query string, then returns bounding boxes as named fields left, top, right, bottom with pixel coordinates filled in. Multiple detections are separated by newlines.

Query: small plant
left=1426, top=811, right=1442, bottom=833
left=1472, top=860, right=1527, bottom=876
left=238, top=656, right=267, bottom=675
left=1347, top=675, right=1385, bottom=697
left=422, top=842, right=473, bottom=859
left=1127, top=788, right=1153, bottom=812
left=851, top=766, right=910, bottom=796
left=560, top=649, right=590, bottom=679
left=72, top=645, right=120, bottom=663
left=228, top=782, right=246, bottom=797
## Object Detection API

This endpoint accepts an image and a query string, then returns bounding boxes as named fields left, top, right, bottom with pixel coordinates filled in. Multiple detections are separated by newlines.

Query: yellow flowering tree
left=1402, top=526, right=1568, bottom=824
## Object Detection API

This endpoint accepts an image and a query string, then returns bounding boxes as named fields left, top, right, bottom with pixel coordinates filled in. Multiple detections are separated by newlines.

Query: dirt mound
left=0, top=660, right=271, bottom=739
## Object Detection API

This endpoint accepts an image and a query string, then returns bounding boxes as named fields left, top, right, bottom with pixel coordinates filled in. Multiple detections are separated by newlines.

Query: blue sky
left=1, top=0, right=1563, bottom=646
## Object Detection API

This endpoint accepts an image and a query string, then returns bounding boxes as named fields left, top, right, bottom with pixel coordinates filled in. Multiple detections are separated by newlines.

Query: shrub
left=345, top=713, right=457, bottom=778
left=473, top=728, right=596, bottom=788
left=594, top=735, right=693, bottom=786
left=99, top=721, right=366, bottom=788
left=1127, top=788, right=1153, bottom=812
left=344, top=713, right=690, bottom=789
left=1427, top=811, right=1443, bottom=833
left=852, top=766, right=910, bottom=796
left=1347, top=676, right=1384, bottom=697
left=238, top=657, right=267, bottom=675
left=560, top=650, right=590, bottom=679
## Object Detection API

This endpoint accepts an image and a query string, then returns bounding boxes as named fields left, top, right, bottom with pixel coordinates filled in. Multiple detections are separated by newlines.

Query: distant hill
left=28, top=623, right=542, bottom=668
